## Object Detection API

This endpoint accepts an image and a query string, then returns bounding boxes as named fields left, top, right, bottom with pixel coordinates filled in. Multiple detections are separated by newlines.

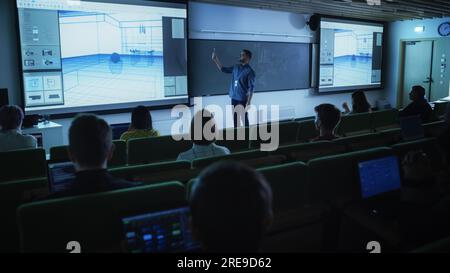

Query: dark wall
left=0, top=0, right=21, bottom=105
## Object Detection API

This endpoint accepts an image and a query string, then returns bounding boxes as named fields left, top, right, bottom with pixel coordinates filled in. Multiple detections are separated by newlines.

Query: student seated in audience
left=0, top=105, right=37, bottom=152
left=189, top=161, right=273, bottom=252
left=312, top=103, right=341, bottom=142
left=342, top=90, right=372, bottom=115
left=399, top=85, right=432, bottom=123
left=47, top=114, right=139, bottom=199
left=177, top=109, right=230, bottom=161
left=120, top=105, right=159, bottom=142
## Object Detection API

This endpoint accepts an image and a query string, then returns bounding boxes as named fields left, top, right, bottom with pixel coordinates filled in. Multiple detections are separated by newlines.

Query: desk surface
left=23, top=121, right=62, bottom=131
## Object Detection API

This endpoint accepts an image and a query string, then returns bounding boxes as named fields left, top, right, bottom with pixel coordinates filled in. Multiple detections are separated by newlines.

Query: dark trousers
left=232, top=99, right=249, bottom=128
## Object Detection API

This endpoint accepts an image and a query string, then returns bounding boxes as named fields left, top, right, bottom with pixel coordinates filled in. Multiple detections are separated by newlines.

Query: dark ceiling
left=195, top=0, right=450, bottom=22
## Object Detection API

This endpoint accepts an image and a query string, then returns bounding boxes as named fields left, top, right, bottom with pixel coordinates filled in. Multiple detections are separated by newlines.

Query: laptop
left=122, top=207, right=200, bottom=253
left=47, top=162, right=76, bottom=193
left=353, top=156, right=403, bottom=233
left=358, top=156, right=402, bottom=200
left=400, top=115, right=424, bottom=141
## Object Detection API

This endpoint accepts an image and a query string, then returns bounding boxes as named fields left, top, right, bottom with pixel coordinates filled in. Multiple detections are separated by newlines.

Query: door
left=430, top=38, right=450, bottom=102
left=402, top=41, right=433, bottom=108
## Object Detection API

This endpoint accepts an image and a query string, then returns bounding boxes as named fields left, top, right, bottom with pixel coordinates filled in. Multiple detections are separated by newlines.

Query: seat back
left=297, top=119, right=318, bottom=142
left=337, top=112, right=372, bottom=137
left=215, top=127, right=250, bottom=153
left=258, top=162, right=309, bottom=213
left=0, top=178, right=48, bottom=252
left=371, top=109, right=399, bottom=131
left=333, top=133, right=394, bottom=152
left=259, top=162, right=328, bottom=253
left=0, top=148, right=47, bottom=183
left=432, top=101, right=449, bottom=121
left=379, top=128, right=403, bottom=144
left=249, top=122, right=300, bottom=149
left=49, top=145, right=69, bottom=163
left=127, top=135, right=191, bottom=165
left=192, top=150, right=286, bottom=170
left=18, top=182, right=186, bottom=252
left=110, top=161, right=196, bottom=184
left=274, top=141, right=346, bottom=162
left=423, top=120, right=446, bottom=138
left=110, top=140, right=127, bottom=167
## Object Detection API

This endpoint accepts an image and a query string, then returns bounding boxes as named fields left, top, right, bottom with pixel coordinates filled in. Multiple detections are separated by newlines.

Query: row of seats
left=0, top=119, right=446, bottom=185
left=5, top=139, right=446, bottom=252
left=50, top=111, right=446, bottom=166
left=47, top=109, right=402, bottom=164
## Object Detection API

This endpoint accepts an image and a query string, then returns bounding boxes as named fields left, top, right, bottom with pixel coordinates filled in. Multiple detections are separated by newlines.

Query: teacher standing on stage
left=212, top=49, right=255, bottom=128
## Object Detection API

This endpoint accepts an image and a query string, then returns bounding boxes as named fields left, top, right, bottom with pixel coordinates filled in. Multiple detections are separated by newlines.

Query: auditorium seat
left=391, top=138, right=445, bottom=172
left=307, top=147, right=394, bottom=206
left=258, top=162, right=330, bottom=252
left=186, top=178, right=196, bottom=200
left=273, top=141, right=346, bottom=162
left=0, top=177, right=48, bottom=252
left=0, top=148, right=47, bottom=183
left=49, top=145, right=69, bottom=163
left=258, top=162, right=309, bottom=213
left=333, top=132, right=396, bottom=152
left=371, top=109, right=399, bottom=131
left=379, top=128, right=403, bottom=144
left=423, top=120, right=446, bottom=138
left=49, top=140, right=127, bottom=167
left=191, top=150, right=286, bottom=170
left=127, top=135, right=191, bottom=165
left=337, top=112, right=372, bottom=137
left=17, top=182, right=186, bottom=252
left=432, top=101, right=449, bottom=121
left=109, top=160, right=197, bottom=184
left=297, top=119, right=318, bottom=142
left=215, top=127, right=250, bottom=152
left=249, top=121, right=300, bottom=149
left=110, top=140, right=127, bottom=167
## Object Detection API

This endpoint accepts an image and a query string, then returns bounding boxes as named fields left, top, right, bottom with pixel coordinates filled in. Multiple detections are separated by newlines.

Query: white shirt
left=177, top=143, right=230, bottom=162
left=0, top=129, right=37, bottom=152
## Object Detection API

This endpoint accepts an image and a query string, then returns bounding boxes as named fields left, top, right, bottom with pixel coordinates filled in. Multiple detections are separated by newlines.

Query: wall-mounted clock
left=438, top=22, right=450, bottom=37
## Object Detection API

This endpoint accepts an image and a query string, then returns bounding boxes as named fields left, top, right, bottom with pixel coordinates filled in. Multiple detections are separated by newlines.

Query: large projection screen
left=319, top=17, right=384, bottom=93
left=16, top=0, right=188, bottom=115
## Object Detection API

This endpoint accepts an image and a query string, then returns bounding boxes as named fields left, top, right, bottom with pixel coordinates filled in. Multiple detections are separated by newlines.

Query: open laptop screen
left=122, top=207, right=200, bottom=253
left=48, top=161, right=76, bottom=193
left=358, top=156, right=401, bottom=199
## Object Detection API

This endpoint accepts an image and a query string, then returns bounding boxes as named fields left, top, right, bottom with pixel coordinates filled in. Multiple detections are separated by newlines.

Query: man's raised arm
left=212, top=49, right=233, bottom=73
